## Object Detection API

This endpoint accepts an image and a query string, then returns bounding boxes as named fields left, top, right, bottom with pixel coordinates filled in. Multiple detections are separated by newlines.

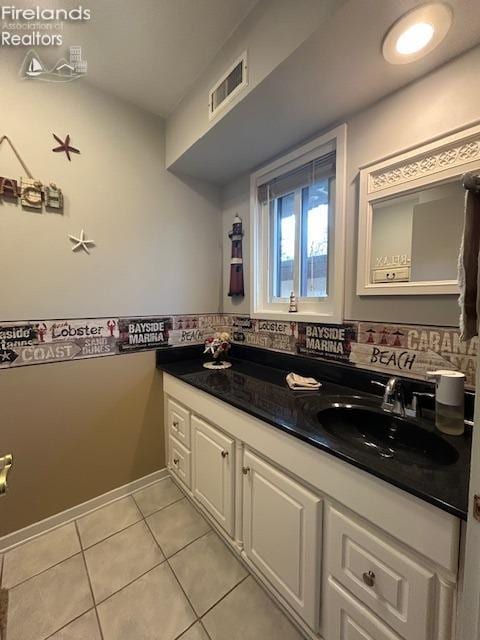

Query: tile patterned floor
left=1, top=477, right=305, bottom=640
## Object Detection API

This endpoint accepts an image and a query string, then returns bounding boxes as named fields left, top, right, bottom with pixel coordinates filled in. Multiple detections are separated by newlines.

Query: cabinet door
left=191, top=415, right=235, bottom=535
left=167, top=399, right=191, bottom=448
left=242, top=449, right=322, bottom=630
left=326, top=577, right=402, bottom=640
left=169, top=436, right=191, bottom=489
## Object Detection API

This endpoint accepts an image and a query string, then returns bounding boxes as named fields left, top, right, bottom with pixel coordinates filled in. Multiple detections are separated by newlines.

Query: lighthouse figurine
left=228, top=214, right=245, bottom=297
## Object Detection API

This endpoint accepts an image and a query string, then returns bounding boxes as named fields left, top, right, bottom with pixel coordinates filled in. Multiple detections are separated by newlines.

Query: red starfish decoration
left=52, top=134, right=80, bottom=161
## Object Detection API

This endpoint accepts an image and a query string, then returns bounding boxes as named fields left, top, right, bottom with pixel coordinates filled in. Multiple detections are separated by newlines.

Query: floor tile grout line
left=145, top=480, right=252, bottom=625
left=143, top=516, right=202, bottom=624
left=93, top=558, right=167, bottom=607
left=199, top=573, right=250, bottom=620
left=7, top=509, right=155, bottom=592
left=43, top=607, right=98, bottom=640
left=4, top=511, right=145, bottom=591
left=199, top=618, right=213, bottom=640
left=2, top=520, right=82, bottom=591
left=117, top=479, right=251, bottom=634
left=80, top=515, right=144, bottom=552
left=162, top=528, right=212, bottom=562
left=145, top=511, right=249, bottom=628
left=3, top=549, right=82, bottom=591
left=132, top=493, right=185, bottom=520
left=174, top=619, right=201, bottom=640
left=74, top=521, right=105, bottom=640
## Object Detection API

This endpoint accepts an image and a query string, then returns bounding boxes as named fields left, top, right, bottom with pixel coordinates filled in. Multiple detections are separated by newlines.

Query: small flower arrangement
left=203, top=332, right=232, bottom=368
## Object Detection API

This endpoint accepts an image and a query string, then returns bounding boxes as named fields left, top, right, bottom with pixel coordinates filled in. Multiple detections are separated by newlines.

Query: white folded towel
left=458, top=188, right=480, bottom=340
left=286, top=372, right=321, bottom=390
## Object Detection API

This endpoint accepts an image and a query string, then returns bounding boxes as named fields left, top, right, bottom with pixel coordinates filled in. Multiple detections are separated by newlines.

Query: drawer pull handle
left=221, top=450, right=228, bottom=458
left=242, top=466, right=250, bottom=475
left=173, top=420, right=179, bottom=428
left=363, top=571, right=375, bottom=588
left=173, top=458, right=180, bottom=466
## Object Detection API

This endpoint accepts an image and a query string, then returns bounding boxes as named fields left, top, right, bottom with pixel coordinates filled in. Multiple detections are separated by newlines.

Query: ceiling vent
left=209, top=52, right=247, bottom=120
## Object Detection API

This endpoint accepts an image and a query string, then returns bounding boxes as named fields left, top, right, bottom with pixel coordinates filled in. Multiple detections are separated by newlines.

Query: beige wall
left=221, top=46, right=480, bottom=327
left=0, top=352, right=163, bottom=537
left=0, top=48, right=222, bottom=536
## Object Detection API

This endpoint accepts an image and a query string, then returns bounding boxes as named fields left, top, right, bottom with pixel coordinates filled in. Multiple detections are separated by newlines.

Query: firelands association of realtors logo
left=19, top=46, right=88, bottom=82
left=1, top=4, right=91, bottom=81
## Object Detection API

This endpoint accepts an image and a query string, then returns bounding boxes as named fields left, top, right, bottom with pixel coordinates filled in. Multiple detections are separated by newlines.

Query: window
left=251, top=125, right=346, bottom=322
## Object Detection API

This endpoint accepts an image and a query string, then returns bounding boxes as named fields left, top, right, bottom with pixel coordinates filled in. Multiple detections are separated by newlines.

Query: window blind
left=257, top=151, right=336, bottom=204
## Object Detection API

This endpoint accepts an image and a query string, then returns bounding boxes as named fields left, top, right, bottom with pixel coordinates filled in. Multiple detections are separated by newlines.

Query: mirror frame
left=357, top=123, right=480, bottom=296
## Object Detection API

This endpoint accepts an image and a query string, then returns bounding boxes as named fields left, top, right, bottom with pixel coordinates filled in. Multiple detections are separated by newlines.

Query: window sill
left=251, top=309, right=343, bottom=324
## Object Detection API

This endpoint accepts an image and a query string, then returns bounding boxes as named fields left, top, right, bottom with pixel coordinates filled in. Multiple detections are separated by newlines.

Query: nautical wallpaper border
left=0, top=313, right=476, bottom=390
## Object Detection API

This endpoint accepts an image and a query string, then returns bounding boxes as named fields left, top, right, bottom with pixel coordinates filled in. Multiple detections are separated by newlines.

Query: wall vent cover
left=209, top=53, right=247, bottom=120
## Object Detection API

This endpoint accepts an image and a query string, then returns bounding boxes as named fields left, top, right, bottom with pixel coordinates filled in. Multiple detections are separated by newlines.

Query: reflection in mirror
left=370, top=180, right=464, bottom=284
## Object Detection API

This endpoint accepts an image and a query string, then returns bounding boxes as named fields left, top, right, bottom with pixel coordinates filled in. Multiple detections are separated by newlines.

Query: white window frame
left=250, top=124, right=347, bottom=323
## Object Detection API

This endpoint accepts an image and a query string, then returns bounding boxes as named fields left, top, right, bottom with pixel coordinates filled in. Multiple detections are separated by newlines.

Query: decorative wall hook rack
left=0, top=134, right=63, bottom=210
left=0, top=135, right=33, bottom=177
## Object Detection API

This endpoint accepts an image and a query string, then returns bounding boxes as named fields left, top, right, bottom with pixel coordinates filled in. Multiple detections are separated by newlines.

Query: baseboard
left=0, top=467, right=168, bottom=553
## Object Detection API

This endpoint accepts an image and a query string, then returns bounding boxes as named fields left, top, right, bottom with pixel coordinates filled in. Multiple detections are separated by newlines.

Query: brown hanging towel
left=458, top=172, right=480, bottom=340
left=228, top=214, right=245, bottom=297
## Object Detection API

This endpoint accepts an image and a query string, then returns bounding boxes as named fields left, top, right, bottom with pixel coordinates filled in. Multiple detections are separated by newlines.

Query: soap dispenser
left=427, top=370, right=465, bottom=436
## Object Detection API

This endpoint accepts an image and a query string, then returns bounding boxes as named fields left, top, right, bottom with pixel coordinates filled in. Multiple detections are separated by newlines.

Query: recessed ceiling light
left=395, top=22, right=435, bottom=55
left=383, top=3, right=453, bottom=65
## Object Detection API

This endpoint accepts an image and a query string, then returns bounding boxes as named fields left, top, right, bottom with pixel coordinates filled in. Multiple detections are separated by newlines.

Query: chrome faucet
left=371, top=378, right=434, bottom=419
left=371, top=377, right=406, bottom=417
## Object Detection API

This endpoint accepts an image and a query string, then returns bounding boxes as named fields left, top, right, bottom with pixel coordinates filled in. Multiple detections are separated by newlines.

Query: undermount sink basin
left=317, top=405, right=458, bottom=468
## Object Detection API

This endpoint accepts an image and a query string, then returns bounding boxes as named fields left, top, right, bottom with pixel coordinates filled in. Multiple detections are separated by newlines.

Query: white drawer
left=167, top=399, right=191, bottom=448
left=326, top=506, right=436, bottom=640
left=326, top=577, right=402, bottom=640
left=169, top=436, right=191, bottom=489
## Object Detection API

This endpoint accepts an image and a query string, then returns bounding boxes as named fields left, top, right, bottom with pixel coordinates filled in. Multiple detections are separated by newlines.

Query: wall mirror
left=357, top=123, right=480, bottom=295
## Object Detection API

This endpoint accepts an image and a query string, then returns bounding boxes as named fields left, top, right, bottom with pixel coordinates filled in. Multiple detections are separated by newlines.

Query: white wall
left=221, top=46, right=480, bottom=326
left=166, top=0, right=344, bottom=169
left=0, top=49, right=222, bottom=321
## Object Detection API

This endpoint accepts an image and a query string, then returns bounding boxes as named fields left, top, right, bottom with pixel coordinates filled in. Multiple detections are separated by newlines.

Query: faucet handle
left=411, top=391, right=435, bottom=418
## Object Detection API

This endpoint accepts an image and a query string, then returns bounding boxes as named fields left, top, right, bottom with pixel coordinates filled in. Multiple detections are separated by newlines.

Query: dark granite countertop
left=157, top=347, right=471, bottom=520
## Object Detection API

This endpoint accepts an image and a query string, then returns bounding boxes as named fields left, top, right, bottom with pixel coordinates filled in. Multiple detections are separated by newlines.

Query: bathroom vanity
left=158, top=350, right=470, bottom=640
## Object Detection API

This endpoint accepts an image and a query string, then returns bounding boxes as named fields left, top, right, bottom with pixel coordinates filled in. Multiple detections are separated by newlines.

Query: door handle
left=0, top=454, right=13, bottom=495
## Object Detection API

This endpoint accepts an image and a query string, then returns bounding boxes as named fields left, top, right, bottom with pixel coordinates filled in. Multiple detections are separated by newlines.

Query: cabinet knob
left=173, top=420, right=179, bottom=428
left=221, top=450, right=228, bottom=458
left=242, top=466, right=250, bottom=475
left=362, top=571, right=375, bottom=588
left=173, top=458, right=179, bottom=466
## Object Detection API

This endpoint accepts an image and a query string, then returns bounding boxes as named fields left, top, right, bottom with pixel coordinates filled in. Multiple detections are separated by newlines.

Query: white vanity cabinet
left=163, top=374, right=460, bottom=640
left=191, top=415, right=235, bottom=536
left=242, top=448, right=322, bottom=630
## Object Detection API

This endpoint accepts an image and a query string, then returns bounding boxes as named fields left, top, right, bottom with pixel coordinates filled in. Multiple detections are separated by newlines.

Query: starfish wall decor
left=52, top=134, right=80, bottom=161
left=69, top=229, right=94, bottom=254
